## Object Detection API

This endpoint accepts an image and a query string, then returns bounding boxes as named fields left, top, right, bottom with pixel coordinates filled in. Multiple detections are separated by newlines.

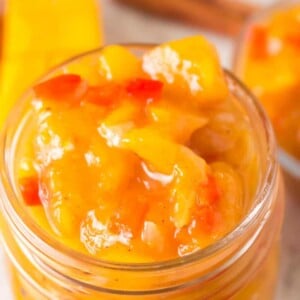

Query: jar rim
left=0, top=43, right=278, bottom=272
left=233, top=0, right=300, bottom=179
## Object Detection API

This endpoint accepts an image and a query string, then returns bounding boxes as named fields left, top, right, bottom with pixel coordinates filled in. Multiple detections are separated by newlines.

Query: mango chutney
left=0, top=37, right=284, bottom=299
left=235, top=5, right=300, bottom=165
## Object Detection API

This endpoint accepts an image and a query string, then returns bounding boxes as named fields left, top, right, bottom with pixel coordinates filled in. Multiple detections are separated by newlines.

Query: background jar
left=233, top=0, right=300, bottom=193
left=0, top=46, right=284, bottom=299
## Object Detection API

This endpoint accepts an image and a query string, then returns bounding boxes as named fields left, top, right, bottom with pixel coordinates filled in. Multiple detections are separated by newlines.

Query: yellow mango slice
left=143, top=36, right=229, bottom=104
left=121, top=128, right=182, bottom=174
left=0, top=0, right=103, bottom=128
left=120, top=128, right=208, bottom=179
left=98, top=45, right=143, bottom=81
left=34, top=106, right=136, bottom=236
left=102, top=101, right=141, bottom=125
left=210, top=162, right=243, bottom=231
left=98, top=101, right=142, bottom=147
left=119, top=128, right=209, bottom=228
left=148, top=104, right=208, bottom=143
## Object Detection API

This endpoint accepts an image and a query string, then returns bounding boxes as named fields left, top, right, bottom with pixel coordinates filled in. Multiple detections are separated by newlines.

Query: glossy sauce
left=17, top=37, right=258, bottom=263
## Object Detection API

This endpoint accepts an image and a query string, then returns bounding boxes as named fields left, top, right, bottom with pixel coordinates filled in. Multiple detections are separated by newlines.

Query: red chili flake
left=125, top=78, right=163, bottom=103
left=248, top=25, right=269, bottom=59
left=19, top=176, right=41, bottom=206
left=85, top=83, right=122, bottom=106
left=33, top=74, right=87, bottom=102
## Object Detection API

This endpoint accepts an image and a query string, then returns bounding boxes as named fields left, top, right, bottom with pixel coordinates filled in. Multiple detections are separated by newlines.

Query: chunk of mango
left=98, top=45, right=143, bottom=81
left=119, top=128, right=209, bottom=227
left=148, top=104, right=207, bottom=143
left=143, top=36, right=229, bottom=104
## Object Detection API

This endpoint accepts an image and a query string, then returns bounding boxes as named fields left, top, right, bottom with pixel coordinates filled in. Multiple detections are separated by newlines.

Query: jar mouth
left=233, top=0, right=300, bottom=179
left=0, top=44, right=278, bottom=272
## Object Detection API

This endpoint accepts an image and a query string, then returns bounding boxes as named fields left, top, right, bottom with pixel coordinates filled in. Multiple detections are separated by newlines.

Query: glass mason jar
left=0, top=46, right=284, bottom=300
left=233, top=0, right=300, bottom=187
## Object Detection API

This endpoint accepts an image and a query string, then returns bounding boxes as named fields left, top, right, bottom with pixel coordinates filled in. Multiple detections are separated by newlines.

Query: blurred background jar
left=233, top=0, right=300, bottom=193
left=0, top=0, right=103, bottom=129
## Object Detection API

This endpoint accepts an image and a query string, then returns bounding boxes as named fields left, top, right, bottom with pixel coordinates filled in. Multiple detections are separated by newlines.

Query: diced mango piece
left=211, top=162, right=243, bottom=230
left=120, top=128, right=181, bottom=174
left=102, top=101, right=142, bottom=125
left=39, top=153, right=93, bottom=236
left=170, top=146, right=210, bottom=228
left=87, top=137, right=137, bottom=194
left=34, top=100, right=137, bottom=235
left=120, top=128, right=208, bottom=178
left=98, top=45, right=143, bottom=81
left=148, top=104, right=207, bottom=143
left=143, top=36, right=229, bottom=104
left=118, top=128, right=209, bottom=227
left=142, top=200, right=178, bottom=259
left=97, top=100, right=143, bottom=147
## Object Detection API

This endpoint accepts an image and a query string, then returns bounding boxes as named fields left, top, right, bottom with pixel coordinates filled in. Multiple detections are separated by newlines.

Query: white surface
left=1, top=0, right=298, bottom=299
left=0, top=245, right=13, bottom=299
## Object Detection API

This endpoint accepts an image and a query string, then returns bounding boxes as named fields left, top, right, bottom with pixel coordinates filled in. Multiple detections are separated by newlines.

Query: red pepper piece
left=19, top=176, right=41, bottom=206
left=33, top=74, right=87, bottom=102
left=248, top=25, right=269, bottom=59
left=85, top=83, right=122, bottom=106
left=126, top=78, right=163, bottom=103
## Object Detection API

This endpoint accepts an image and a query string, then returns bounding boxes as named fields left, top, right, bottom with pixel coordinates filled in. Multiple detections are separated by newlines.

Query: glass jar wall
left=0, top=46, right=284, bottom=299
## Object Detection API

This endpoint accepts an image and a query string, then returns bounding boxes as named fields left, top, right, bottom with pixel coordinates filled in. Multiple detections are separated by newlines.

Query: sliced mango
left=35, top=109, right=137, bottom=235
left=120, top=128, right=181, bottom=174
left=98, top=45, right=143, bottom=81
left=148, top=104, right=208, bottom=143
left=143, top=36, right=229, bottom=104
left=211, top=162, right=243, bottom=230
left=97, top=100, right=143, bottom=147
left=120, top=128, right=208, bottom=179
left=118, top=128, right=209, bottom=228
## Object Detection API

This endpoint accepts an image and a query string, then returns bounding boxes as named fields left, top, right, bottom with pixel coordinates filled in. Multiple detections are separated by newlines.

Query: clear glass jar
left=0, top=46, right=284, bottom=299
left=233, top=0, right=300, bottom=185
